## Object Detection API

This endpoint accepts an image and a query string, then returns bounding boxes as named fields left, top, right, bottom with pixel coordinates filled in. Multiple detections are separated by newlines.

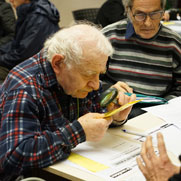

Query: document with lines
left=63, top=123, right=181, bottom=180
left=63, top=132, right=145, bottom=181
left=142, top=96, right=181, bottom=129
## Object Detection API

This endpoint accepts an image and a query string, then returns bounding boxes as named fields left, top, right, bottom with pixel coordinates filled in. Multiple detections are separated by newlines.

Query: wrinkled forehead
left=131, top=0, right=162, bottom=11
left=75, top=53, right=108, bottom=75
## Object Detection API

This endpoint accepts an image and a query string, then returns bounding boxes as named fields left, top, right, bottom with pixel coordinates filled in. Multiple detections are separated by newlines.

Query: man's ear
left=51, top=54, right=64, bottom=74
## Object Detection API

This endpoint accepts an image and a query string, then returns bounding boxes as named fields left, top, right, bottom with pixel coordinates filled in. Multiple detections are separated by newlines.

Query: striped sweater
left=102, top=19, right=181, bottom=98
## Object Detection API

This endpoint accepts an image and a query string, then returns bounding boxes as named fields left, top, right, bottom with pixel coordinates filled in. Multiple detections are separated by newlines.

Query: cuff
left=111, top=118, right=128, bottom=127
left=59, top=120, right=86, bottom=149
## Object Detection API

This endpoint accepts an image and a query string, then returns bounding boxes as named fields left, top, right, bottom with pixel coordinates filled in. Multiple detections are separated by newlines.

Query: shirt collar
left=125, top=21, right=135, bottom=39
left=125, top=21, right=162, bottom=40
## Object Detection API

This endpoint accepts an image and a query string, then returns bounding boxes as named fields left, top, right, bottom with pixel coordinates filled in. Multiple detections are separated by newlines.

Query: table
left=162, top=20, right=181, bottom=35
left=43, top=112, right=168, bottom=181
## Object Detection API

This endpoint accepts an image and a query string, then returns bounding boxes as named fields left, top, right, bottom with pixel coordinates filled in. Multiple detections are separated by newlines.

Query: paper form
left=63, top=123, right=181, bottom=180
left=68, top=152, right=109, bottom=172
left=64, top=133, right=146, bottom=181
left=136, top=123, right=181, bottom=164
left=142, top=96, right=181, bottom=129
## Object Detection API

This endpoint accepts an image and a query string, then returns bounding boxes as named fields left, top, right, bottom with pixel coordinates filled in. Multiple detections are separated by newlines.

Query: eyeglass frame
left=129, top=7, right=164, bottom=22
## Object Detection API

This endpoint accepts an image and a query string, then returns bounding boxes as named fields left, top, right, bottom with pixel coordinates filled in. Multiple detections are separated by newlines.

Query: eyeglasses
left=131, top=10, right=164, bottom=22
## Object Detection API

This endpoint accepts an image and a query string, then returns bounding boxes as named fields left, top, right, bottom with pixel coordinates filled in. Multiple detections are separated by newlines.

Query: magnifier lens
left=100, top=88, right=118, bottom=107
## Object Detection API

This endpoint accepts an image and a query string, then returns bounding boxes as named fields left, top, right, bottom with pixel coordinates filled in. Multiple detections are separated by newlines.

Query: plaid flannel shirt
left=0, top=49, right=105, bottom=177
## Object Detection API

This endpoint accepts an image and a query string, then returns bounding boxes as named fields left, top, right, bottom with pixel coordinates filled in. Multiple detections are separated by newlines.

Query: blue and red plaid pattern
left=0, top=49, right=105, bottom=177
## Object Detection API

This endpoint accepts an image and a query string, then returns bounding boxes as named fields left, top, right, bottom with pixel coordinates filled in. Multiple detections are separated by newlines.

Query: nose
left=87, top=75, right=100, bottom=90
left=144, top=15, right=152, bottom=27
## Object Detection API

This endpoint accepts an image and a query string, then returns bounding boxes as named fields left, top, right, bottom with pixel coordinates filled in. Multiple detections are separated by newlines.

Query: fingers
left=140, top=141, right=151, bottom=165
left=140, top=136, right=157, bottom=169
left=137, top=133, right=180, bottom=181
left=117, top=91, right=136, bottom=106
left=111, top=92, right=136, bottom=121
left=78, top=113, right=113, bottom=142
left=112, top=81, right=133, bottom=93
left=117, top=92, right=125, bottom=105
left=136, top=141, right=154, bottom=180
left=102, top=116, right=113, bottom=127
left=94, top=113, right=113, bottom=126
left=121, top=94, right=136, bottom=116
left=111, top=81, right=134, bottom=107
left=146, top=136, right=156, bottom=156
left=157, top=132, right=169, bottom=161
left=136, top=157, right=148, bottom=179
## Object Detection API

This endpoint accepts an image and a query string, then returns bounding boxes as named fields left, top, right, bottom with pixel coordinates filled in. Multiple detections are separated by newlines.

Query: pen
left=122, top=129, right=147, bottom=137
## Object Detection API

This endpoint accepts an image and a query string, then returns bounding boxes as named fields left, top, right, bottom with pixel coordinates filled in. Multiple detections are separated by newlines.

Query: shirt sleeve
left=0, top=89, right=85, bottom=174
left=164, top=44, right=181, bottom=100
left=0, top=2, right=15, bottom=46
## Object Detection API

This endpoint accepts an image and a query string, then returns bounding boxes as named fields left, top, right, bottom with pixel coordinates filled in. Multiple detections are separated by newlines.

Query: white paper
left=64, top=133, right=146, bottom=181
left=63, top=123, right=181, bottom=180
left=142, top=96, right=181, bottom=129
left=136, top=123, right=181, bottom=161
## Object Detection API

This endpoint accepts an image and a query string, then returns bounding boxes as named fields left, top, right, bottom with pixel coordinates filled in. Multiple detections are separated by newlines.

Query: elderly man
left=0, top=24, right=135, bottom=180
left=101, top=0, right=181, bottom=117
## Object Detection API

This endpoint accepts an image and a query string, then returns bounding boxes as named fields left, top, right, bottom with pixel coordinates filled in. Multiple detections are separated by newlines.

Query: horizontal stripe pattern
left=102, top=20, right=181, bottom=97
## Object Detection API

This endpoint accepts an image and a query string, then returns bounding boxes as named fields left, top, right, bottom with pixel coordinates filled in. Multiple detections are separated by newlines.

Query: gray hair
left=44, top=23, right=113, bottom=68
left=122, top=0, right=166, bottom=13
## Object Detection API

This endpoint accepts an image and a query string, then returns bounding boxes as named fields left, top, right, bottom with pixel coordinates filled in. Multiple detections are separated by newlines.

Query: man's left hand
left=107, top=81, right=136, bottom=122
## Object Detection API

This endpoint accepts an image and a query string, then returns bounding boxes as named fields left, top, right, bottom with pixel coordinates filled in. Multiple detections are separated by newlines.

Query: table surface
left=43, top=112, right=165, bottom=181
left=162, top=20, right=181, bottom=35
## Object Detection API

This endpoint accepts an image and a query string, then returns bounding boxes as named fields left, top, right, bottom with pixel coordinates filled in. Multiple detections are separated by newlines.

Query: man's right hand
left=78, top=113, right=112, bottom=142
left=136, top=133, right=180, bottom=181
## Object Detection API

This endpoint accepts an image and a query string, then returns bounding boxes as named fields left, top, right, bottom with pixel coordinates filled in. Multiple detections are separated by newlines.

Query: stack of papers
left=142, top=96, right=181, bottom=129
left=64, top=133, right=145, bottom=181
left=64, top=122, right=181, bottom=181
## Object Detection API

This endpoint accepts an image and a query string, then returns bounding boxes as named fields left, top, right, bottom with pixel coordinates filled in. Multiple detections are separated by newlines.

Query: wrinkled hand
left=107, top=81, right=136, bottom=121
left=112, top=81, right=133, bottom=93
left=136, top=133, right=180, bottom=181
left=78, top=113, right=112, bottom=142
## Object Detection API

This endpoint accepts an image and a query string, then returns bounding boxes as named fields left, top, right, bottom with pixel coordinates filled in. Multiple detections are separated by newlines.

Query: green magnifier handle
left=99, top=87, right=118, bottom=107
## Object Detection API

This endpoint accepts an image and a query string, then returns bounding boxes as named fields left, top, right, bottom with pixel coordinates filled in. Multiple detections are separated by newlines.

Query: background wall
left=50, top=0, right=106, bottom=27
left=6, top=0, right=106, bottom=27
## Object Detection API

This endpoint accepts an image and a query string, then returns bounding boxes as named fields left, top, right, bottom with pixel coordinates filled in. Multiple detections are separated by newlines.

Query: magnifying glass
left=99, top=87, right=118, bottom=107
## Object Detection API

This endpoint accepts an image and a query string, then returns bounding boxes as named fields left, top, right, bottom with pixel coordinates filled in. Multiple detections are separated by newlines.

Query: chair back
left=20, top=177, right=46, bottom=181
left=72, top=8, right=99, bottom=23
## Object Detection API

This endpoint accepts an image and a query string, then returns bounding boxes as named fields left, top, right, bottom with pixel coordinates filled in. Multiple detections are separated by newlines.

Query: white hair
left=122, top=0, right=167, bottom=13
left=44, top=23, right=113, bottom=68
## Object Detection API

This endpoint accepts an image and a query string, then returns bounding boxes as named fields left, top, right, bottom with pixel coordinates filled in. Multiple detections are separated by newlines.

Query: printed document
left=64, top=132, right=145, bottom=181
left=142, top=96, right=181, bottom=129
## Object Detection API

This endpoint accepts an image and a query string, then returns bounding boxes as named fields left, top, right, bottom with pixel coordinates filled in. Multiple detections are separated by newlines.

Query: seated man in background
left=0, top=0, right=60, bottom=83
left=0, top=0, right=16, bottom=46
left=0, top=23, right=135, bottom=181
left=164, top=0, right=181, bottom=21
left=163, top=9, right=181, bottom=21
left=95, top=0, right=126, bottom=28
left=102, top=0, right=181, bottom=117
left=137, top=132, right=181, bottom=181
